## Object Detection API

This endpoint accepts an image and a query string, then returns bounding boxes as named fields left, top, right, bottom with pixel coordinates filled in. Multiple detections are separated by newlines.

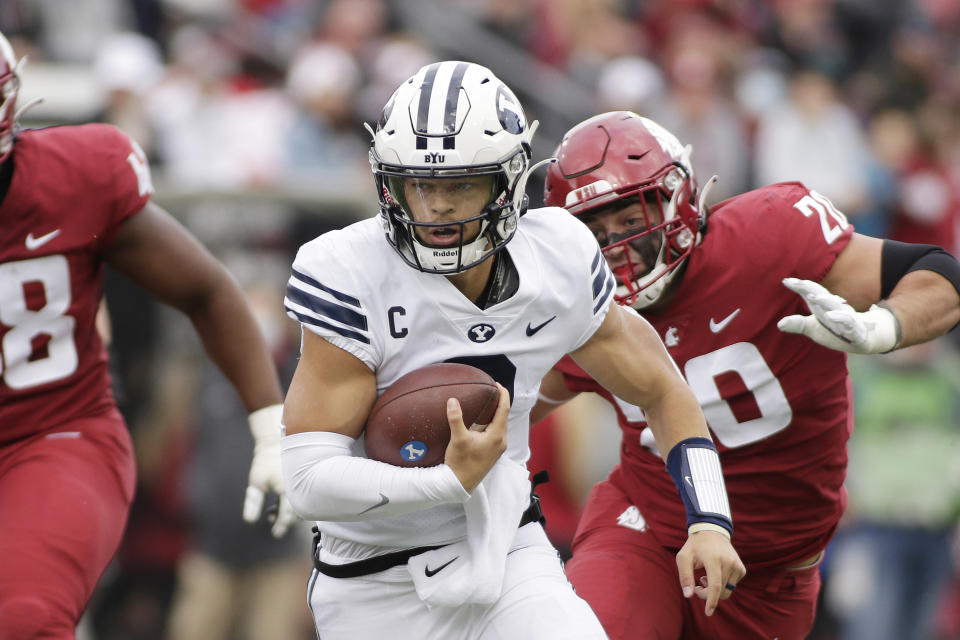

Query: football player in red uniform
left=535, top=111, right=960, bottom=640
left=0, top=32, right=292, bottom=638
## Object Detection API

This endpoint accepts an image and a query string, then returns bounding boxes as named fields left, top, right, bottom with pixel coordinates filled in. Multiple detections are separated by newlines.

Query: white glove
left=244, top=404, right=296, bottom=537
left=777, top=278, right=901, bottom=354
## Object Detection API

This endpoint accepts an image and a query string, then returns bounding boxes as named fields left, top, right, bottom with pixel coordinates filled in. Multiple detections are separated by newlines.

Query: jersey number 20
left=615, top=342, right=792, bottom=449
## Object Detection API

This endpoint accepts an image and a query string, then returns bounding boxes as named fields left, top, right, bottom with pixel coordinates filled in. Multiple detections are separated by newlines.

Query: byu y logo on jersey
left=468, top=323, right=496, bottom=343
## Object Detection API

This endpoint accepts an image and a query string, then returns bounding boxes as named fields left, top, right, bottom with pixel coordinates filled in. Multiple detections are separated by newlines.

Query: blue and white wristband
left=666, top=437, right=733, bottom=538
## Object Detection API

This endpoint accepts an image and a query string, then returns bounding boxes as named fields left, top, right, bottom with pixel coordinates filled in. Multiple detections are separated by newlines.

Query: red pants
left=0, top=411, right=136, bottom=639
left=565, top=479, right=820, bottom=640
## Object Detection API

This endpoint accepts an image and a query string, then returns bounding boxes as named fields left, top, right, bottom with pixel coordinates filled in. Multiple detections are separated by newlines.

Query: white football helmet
left=0, top=32, right=22, bottom=163
left=368, top=61, right=537, bottom=274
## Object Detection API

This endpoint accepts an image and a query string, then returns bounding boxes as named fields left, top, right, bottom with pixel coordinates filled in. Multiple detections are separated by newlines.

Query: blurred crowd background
left=2, top=0, right=959, bottom=638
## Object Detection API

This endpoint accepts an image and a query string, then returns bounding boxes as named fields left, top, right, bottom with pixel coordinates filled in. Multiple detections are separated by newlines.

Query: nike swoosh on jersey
left=358, top=492, right=390, bottom=514
left=25, top=229, right=61, bottom=250
left=424, top=556, right=459, bottom=577
left=526, top=315, right=557, bottom=336
left=709, top=308, right=741, bottom=333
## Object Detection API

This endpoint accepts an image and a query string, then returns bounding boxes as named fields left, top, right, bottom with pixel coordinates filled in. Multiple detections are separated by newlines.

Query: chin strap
left=512, top=155, right=554, bottom=212
left=697, top=175, right=718, bottom=216
left=11, top=56, right=42, bottom=122
left=511, top=121, right=549, bottom=216
left=13, top=96, right=42, bottom=122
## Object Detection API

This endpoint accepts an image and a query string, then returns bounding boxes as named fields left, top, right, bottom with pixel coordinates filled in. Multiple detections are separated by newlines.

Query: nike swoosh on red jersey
left=709, top=308, right=741, bottom=333
left=25, top=229, right=61, bottom=250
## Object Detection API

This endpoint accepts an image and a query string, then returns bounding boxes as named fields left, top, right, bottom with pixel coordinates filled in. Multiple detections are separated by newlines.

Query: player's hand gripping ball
left=364, top=363, right=499, bottom=467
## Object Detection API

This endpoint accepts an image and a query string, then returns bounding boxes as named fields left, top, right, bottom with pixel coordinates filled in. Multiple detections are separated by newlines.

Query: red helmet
left=0, top=32, right=21, bottom=163
left=544, top=111, right=706, bottom=309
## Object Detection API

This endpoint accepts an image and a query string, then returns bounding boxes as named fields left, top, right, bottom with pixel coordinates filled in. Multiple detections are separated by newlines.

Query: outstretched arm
left=107, top=202, right=283, bottom=410
left=570, top=302, right=746, bottom=616
left=779, top=233, right=960, bottom=352
left=106, top=201, right=292, bottom=536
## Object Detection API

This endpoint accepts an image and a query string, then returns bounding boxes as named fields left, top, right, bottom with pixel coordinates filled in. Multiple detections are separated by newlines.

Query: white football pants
left=306, top=524, right=607, bottom=639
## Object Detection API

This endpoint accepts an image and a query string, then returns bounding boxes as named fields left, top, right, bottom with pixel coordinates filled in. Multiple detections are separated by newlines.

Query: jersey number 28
left=0, top=255, right=78, bottom=389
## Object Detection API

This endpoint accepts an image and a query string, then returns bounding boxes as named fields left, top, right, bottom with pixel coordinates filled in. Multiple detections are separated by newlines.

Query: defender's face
left=402, top=175, right=496, bottom=247
left=582, top=197, right=664, bottom=281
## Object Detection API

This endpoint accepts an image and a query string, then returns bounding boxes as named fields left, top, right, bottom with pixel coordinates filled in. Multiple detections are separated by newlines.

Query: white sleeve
left=283, top=234, right=380, bottom=370
left=281, top=431, right=470, bottom=521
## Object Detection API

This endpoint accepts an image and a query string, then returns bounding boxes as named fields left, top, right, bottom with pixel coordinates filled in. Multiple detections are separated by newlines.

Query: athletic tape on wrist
left=874, top=301, right=903, bottom=351
left=249, top=403, right=284, bottom=442
left=666, top=437, right=733, bottom=536
left=688, top=522, right=731, bottom=540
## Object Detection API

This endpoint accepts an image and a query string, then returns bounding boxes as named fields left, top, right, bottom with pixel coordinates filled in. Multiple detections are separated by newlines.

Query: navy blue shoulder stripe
left=591, top=248, right=602, bottom=274
left=590, top=248, right=607, bottom=298
left=291, top=269, right=361, bottom=308
left=593, top=271, right=616, bottom=315
left=286, top=308, right=371, bottom=345
left=591, top=265, right=607, bottom=299
left=286, top=284, right=368, bottom=331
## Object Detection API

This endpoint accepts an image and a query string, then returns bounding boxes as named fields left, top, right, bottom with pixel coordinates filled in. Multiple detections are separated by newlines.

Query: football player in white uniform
left=280, top=61, right=745, bottom=640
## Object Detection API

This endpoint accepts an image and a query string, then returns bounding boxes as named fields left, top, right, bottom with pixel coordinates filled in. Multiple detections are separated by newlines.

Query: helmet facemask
left=373, top=150, right=526, bottom=273
left=0, top=32, right=22, bottom=163
left=545, top=112, right=706, bottom=310
left=368, top=61, right=535, bottom=274
left=591, top=163, right=697, bottom=309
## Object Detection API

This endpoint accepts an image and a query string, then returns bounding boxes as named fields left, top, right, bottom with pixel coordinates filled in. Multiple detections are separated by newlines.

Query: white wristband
left=872, top=302, right=902, bottom=352
left=280, top=430, right=469, bottom=521
left=249, top=404, right=283, bottom=443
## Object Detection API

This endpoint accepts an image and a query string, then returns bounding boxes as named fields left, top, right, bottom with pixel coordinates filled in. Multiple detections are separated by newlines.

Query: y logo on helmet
left=496, top=85, right=526, bottom=134
left=468, top=323, right=496, bottom=343
left=379, top=90, right=398, bottom=128
left=424, top=152, right=446, bottom=163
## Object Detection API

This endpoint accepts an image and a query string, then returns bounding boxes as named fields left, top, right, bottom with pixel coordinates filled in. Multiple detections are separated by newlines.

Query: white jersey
left=284, top=206, right=615, bottom=557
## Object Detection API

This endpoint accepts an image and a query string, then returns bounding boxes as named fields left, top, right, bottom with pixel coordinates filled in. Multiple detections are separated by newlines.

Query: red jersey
left=557, top=182, right=855, bottom=569
left=0, top=124, right=152, bottom=444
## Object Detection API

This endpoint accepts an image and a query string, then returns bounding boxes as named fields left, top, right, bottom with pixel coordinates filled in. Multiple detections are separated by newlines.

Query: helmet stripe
left=442, top=61, right=468, bottom=149
left=414, top=62, right=441, bottom=149
left=426, top=62, right=455, bottom=149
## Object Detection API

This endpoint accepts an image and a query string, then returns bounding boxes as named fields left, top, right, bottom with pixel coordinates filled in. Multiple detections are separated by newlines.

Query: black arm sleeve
left=880, top=240, right=960, bottom=299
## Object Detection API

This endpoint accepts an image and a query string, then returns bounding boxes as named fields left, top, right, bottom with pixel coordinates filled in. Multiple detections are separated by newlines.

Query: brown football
left=364, top=363, right=499, bottom=467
